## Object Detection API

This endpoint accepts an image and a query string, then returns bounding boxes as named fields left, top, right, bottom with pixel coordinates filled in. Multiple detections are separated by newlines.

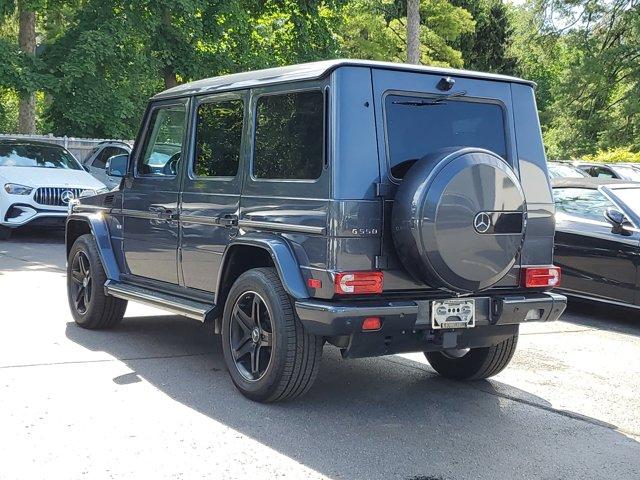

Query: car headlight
left=79, top=189, right=97, bottom=198
left=4, top=183, right=33, bottom=195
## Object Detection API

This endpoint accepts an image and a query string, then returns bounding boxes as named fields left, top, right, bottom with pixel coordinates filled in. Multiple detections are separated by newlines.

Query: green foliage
left=583, top=148, right=640, bottom=164
left=336, top=0, right=474, bottom=67
left=450, top=0, right=517, bottom=74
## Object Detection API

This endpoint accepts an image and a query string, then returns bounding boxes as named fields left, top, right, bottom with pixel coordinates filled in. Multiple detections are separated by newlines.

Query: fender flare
left=216, top=233, right=309, bottom=300
left=66, top=213, right=120, bottom=281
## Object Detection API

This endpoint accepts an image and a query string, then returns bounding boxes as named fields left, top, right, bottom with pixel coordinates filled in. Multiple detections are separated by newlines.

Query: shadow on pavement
left=65, top=315, right=640, bottom=480
left=561, top=297, right=640, bottom=336
left=0, top=227, right=66, bottom=274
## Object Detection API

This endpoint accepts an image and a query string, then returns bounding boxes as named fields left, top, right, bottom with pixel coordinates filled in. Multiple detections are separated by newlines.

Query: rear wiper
left=393, top=90, right=468, bottom=106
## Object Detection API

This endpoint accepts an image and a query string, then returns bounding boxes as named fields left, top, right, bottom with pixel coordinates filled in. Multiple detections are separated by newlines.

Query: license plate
left=431, top=299, right=475, bottom=329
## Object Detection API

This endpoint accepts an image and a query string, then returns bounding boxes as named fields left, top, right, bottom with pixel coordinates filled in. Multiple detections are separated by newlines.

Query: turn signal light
left=523, top=266, right=561, bottom=288
left=334, top=271, right=384, bottom=295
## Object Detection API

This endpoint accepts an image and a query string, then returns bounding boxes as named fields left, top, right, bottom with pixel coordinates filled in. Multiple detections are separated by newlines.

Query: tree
left=407, top=0, right=420, bottom=63
left=336, top=0, right=474, bottom=68
left=0, top=0, right=43, bottom=133
left=451, top=0, right=517, bottom=74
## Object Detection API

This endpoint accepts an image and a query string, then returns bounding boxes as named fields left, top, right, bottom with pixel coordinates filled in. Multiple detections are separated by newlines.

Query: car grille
left=34, top=187, right=84, bottom=207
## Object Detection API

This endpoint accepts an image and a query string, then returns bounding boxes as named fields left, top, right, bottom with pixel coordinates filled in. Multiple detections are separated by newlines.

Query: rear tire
left=67, top=234, right=127, bottom=329
left=424, top=333, right=518, bottom=380
left=221, top=267, right=323, bottom=403
left=0, top=226, right=12, bottom=240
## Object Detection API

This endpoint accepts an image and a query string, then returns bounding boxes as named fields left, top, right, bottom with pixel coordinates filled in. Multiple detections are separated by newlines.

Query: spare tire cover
left=392, top=148, right=526, bottom=293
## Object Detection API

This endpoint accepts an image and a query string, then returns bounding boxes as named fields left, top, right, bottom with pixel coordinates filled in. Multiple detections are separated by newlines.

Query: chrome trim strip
left=181, top=215, right=219, bottom=226
left=238, top=219, right=326, bottom=235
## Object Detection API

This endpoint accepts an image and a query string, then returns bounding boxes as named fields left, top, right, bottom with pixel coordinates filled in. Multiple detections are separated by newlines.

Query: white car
left=0, top=139, right=107, bottom=240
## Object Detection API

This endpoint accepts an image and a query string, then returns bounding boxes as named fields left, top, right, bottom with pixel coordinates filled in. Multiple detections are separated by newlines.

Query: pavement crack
left=0, top=351, right=214, bottom=370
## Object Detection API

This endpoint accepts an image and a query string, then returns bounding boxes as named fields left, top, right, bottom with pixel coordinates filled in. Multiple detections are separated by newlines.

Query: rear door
left=122, top=99, right=189, bottom=284
left=370, top=69, right=519, bottom=291
left=179, top=92, right=246, bottom=293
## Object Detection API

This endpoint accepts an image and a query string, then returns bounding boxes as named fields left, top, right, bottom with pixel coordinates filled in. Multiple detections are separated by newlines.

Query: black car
left=553, top=178, right=640, bottom=308
left=64, top=60, right=566, bottom=402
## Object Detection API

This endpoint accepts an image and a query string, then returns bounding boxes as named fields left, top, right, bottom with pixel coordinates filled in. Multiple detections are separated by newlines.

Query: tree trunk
left=18, top=4, right=37, bottom=134
left=161, top=8, right=178, bottom=90
left=406, top=0, right=421, bottom=64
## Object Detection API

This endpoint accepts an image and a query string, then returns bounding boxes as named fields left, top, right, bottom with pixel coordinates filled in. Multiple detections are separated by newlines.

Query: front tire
left=221, top=268, right=323, bottom=403
left=67, top=234, right=127, bottom=329
left=424, top=333, right=518, bottom=380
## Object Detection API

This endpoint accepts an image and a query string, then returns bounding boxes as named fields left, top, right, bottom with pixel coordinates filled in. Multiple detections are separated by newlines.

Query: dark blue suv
left=66, top=60, right=566, bottom=402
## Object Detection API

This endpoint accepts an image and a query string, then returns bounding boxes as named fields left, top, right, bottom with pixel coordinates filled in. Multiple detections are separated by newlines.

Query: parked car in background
left=0, top=139, right=107, bottom=240
left=553, top=177, right=640, bottom=309
left=83, top=141, right=132, bottom=189
left=547, top=161, right=590, bottom=179
left=575, top=162, right=640, bottom=181
left=65, top=59, right=566, bottom=403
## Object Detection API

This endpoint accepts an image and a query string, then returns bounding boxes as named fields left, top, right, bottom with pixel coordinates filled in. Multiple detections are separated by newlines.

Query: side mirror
left=604, top=207, right=630, bottom=235
left=105, top=154, right=129, bottom=177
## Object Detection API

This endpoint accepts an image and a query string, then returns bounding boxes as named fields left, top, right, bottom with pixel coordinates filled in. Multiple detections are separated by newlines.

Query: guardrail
left=0, top=134, right=133, bottom=163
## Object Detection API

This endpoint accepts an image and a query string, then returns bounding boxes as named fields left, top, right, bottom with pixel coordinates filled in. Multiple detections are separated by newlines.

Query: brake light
left=523, top=266, right=561, bottom=288
left=334, top=271, right=384, bottom=295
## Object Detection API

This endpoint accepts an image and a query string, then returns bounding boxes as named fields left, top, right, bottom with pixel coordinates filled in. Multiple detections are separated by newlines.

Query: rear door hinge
left=375, top=182, right=391, bottom=197
left=374, top=255, right=388, bottom=269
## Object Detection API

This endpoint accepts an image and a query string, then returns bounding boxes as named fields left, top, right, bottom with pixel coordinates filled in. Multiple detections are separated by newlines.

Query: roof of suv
left=153, top=59, right=535, bottom=100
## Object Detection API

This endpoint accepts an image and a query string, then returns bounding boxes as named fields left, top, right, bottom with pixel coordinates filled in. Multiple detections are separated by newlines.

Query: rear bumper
left=295, top=292, right=567, bottom=358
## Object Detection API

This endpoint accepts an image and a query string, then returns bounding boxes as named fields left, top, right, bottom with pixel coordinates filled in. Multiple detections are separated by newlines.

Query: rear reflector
left=307, top=278, right=322, bottom=289
left=523, top=266, right=561, bottom=288
left=362, top=317, right=382, bottom=331
left=334, top=271, right=384, bottom=295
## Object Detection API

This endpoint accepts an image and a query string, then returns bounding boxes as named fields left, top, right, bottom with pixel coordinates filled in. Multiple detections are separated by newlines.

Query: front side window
left=0, top=143, right=81, bottom=170
left=138, top=103, right=187, bottom=177
left=254, top=90, right=324, bottom=180
left=385, top=95, right=507, bottom=179
left=611, top=188, right=640, bottom=215
left=553, top=188, right=615, bottom=222
left=193, top=99, right=244, bottom=178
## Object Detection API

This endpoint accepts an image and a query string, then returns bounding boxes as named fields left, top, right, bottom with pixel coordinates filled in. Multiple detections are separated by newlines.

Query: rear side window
left=385, top=95, right=507, bottom=179
left=553, top=188, right=614, bottom=222
left=253, top=90, right=324, bottom=180
left=194, top=99, right=244, bottom=178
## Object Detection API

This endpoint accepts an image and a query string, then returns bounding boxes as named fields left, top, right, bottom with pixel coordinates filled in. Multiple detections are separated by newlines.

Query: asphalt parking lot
left=1, top=229, right=639, bottom=480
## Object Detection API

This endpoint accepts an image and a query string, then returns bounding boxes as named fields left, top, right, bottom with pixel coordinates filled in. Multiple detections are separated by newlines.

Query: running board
left=104, top=280, right=216, bottom=322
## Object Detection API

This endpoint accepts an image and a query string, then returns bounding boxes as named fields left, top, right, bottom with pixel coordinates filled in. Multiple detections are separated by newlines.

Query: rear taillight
left=334, top=271, right=384, bottom=295
left=522, top=266, right=561, bottom=288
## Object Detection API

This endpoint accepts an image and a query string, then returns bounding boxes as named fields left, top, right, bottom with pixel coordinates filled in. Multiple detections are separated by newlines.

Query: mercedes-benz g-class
left=66, top=60, right=566, bottom=402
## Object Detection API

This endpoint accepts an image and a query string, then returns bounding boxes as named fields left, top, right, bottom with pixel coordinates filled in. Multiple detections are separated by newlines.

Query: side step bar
left=105, top=280, right=216, bottom=322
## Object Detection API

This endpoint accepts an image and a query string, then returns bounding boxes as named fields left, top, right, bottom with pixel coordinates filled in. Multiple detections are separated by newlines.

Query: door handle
left=218, top=214, right=238, bottom=226
left=149, top=206, right=178, bottom=221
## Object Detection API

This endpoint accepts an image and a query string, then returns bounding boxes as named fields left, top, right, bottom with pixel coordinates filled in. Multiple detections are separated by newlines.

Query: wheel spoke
left=233, top=338, right=254, bottom=361
left=260, top=330, right=272, bottom=347
left=83, top=288, right=90, bottom=308
left=250, top=345, right=261, bottom=374
left=233, top=305, right=254, bottom=332
left=78, top=255, right=88, bottom=276
left=252, top=296, right=261, bottom=327
left=71, top=270, right=83, bottom=284
left=75, top=286, right=84, bottom=305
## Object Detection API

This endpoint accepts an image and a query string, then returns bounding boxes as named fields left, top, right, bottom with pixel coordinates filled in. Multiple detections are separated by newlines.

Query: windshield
left=613, top=166, right=640, bottom=181
left=548, top=164, right=586, bottom=178
left=612, top=188, right=640, bottom=213
left=385, top=95, right=507, bottom=179
left=0, top=143, right=81, bottom=170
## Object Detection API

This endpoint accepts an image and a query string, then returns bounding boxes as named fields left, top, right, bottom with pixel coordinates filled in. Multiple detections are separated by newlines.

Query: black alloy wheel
left=70, top=250, right=92, bottom=315
left=229, top=291, right=274, bottom=382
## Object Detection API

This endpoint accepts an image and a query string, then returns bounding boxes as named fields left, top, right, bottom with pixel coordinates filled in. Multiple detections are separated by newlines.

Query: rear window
left=385, top=95, right=507, bottom=179
left=253, top=90, right=324, bottom=180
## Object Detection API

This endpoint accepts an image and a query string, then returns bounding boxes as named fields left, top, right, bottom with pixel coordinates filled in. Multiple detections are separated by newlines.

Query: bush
left=583, top=147, right=640, bottom=164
